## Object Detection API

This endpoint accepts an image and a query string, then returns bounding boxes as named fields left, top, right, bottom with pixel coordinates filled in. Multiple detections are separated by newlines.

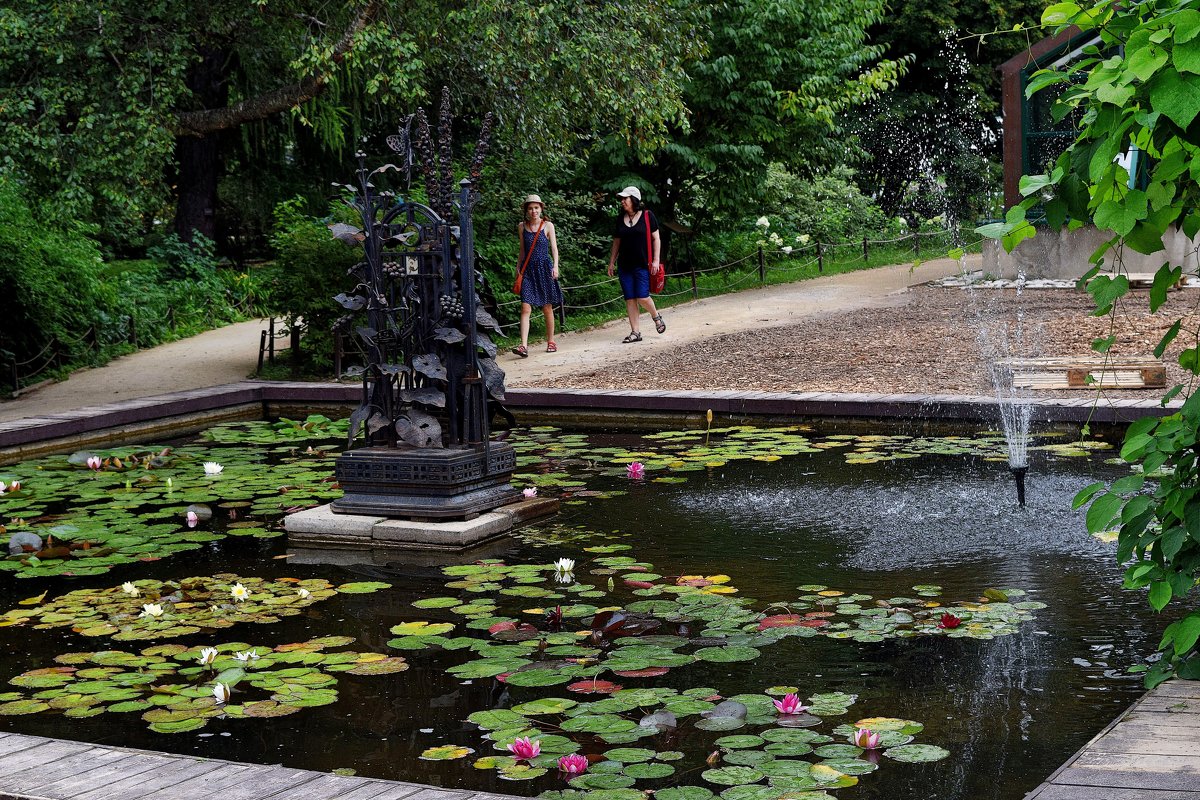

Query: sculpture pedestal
left=332, top=443, right=520, bottom=520
left=285, top=496, right=559, bottom=551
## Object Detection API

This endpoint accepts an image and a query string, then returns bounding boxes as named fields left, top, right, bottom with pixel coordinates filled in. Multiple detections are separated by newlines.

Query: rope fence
left=492, top=228, right=981, bottom=332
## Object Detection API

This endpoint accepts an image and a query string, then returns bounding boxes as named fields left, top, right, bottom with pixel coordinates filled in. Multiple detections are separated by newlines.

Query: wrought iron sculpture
left=329, top=95, right=518, bottom=519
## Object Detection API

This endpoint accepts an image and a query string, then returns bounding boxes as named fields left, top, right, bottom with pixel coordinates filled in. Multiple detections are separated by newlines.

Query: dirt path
left=0, top=319, right=268, bottom=423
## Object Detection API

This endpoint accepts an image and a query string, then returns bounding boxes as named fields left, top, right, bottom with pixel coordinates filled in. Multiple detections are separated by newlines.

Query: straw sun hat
left=523, top=194, right=544, bottom=208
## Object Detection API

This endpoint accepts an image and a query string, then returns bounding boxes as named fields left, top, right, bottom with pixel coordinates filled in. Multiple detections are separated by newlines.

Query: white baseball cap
left=616, top=186, right=642, bottom=201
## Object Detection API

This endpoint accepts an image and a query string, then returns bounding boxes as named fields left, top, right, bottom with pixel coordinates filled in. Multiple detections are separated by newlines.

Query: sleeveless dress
left=519, top=226, right=563, bottom=307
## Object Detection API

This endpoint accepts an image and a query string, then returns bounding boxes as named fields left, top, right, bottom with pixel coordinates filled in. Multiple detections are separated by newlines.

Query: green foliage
left=146, top=234, right=218, bottom=282
left=264, top=198, right=359, bottom=370
left=758, top=164, right=889, bottom=245
left=851, top=0, right=1045, bottom=220
left=0, top=181, right=113, bottom=368
left=992, top=0, right=1200, bottom=685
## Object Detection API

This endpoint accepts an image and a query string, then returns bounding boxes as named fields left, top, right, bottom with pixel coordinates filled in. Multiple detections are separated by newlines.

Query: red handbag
left=646, top=211, right=664, bottom=294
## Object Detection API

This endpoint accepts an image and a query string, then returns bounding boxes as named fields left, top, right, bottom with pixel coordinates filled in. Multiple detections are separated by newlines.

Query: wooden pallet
left=1122, top=272, right=1183, bottom=291
left=996, top=356, right=1166, bottom=389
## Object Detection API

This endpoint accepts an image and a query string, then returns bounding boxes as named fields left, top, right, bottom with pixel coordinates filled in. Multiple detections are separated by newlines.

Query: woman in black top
left=606, top=186, right=666, bottom=343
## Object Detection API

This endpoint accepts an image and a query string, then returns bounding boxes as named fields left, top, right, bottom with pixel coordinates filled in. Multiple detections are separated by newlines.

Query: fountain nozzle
left=1009, top=465, right=1028, bottom=507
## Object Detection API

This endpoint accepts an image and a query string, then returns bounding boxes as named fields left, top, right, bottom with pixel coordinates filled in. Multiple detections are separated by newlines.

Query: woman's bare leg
left=519, top=303, right=532, bottom=346
left=542, top=305, right=555, bottom=343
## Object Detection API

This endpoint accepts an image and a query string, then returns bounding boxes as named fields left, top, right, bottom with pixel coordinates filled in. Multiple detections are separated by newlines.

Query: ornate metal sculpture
left=329, top=95, right=518, bottom=519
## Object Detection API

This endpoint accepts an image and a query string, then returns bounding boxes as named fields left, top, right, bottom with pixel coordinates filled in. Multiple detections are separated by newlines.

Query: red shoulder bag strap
left=644, top=210, right=654, bottom=270
left=517, top=220, right=544, bottom=281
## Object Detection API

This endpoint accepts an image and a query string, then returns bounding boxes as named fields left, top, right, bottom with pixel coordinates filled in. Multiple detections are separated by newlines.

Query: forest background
left=0, top=0, right=1045, bottom=379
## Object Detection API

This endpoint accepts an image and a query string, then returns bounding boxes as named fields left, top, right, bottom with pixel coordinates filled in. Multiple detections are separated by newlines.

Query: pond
left=0, top=419, right=1155, bottom=800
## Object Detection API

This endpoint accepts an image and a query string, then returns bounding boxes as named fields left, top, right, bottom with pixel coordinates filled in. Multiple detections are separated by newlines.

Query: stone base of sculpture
left=285, top=496, right=559, bottom=551
left=331, top=443, right=521, bottom=520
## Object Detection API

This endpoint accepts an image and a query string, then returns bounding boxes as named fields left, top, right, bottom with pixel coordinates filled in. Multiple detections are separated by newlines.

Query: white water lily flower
left=230, top=583, right=250, bottom=602
left=554, top=557, right=575, bottom=574
left=213, top=682, right=230, bottom=704
left=198, top=647, right=218, bottom=666
left=166, top=477, right=173, bottom=487
left=203, top=462, right=224, bottom=475
left=297, top=588, right=311, bottom=599
left=121, top=582, right=140, bottom=597
left=139, top=603, right=164, bottom=618
left=755, top=216, right=770, bottom=229
left=234, top=650, right=259, bottom=662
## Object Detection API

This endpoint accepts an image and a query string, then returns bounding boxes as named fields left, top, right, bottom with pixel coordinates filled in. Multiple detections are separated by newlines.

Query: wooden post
left=558, top=302, right=566, bottom=330
left=863, top=238, right=869, bottom=261
left=268, top=317, right=276, bottom=365
left=690, top=261, right=698, bottom=299
left=257, top=330, right=267, bottom=373
left=290, top=325, right=301, bottom=358
left=817, top=244, right=824, bottom=272
left=758, top=246, right=765, bottom=285
left=914, top=235, right=921, bottom=258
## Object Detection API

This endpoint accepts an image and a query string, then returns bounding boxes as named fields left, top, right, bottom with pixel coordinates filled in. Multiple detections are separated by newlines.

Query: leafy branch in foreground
left=980, top=0, right=1200, bottom=686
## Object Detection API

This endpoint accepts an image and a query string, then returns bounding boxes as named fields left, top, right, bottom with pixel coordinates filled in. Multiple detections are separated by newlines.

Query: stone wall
left=983, top=225, right=1200, bottom=280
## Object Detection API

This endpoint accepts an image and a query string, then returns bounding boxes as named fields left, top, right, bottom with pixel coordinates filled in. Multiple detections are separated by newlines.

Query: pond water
left=0, top=420, right=1155, bottom=800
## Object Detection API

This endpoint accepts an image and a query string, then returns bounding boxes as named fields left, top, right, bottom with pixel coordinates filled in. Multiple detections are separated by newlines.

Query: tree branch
left=173, top=0, right=380, bottom=137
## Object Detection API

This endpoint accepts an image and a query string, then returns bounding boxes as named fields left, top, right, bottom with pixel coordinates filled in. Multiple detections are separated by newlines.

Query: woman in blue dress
left=512, top=194, right=563, bottom=357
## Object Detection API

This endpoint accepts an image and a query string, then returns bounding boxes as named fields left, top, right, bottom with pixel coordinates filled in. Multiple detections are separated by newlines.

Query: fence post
left=690, top=261, right=698, bottom=299
left=817, top=244, right=824, bottom=273
left=268, top=317, right=276, bottom=365
left=914, top=235, right=920, bottom=258
left=558, top=301, right=566, bottom=331
left=129, top=315, right=137, bottom=347
left=758, top=246, right=765, bottom=285
left=257, top=330, right=267, bottom=373
left=290, top=325, right=301, bottom=358
left=863, top=238, right=869, bottom=262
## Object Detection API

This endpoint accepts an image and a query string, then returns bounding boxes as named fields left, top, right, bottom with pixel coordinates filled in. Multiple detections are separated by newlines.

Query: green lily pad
left=702, top=767, right=765, bottom=786
left=884, top=744, right=950, bottom=763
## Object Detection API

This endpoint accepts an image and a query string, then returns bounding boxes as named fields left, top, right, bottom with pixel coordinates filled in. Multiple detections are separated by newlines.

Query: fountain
left=980, top=269, right=1035, bottom=507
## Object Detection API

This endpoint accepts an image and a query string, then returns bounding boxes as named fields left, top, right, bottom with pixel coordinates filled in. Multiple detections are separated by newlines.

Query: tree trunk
left=173, top=135, right=220, bottom=242
left=172, top=48, right=230, bottom=243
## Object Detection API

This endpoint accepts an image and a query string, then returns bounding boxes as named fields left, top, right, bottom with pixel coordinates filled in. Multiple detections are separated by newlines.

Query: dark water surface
left=0, top=425, right=1155, bottom=800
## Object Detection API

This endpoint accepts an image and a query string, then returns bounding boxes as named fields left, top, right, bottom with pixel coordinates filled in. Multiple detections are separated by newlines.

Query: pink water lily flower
left=523, top=487, right=538, bottom=498
left=186, top=510, right=199, bottom=528
left=772, top=693, right=808, bottom=715
left=558, top=754, right=588, bottom=774
left=507, top=736, right=541, bottom=760
left=87, top=456, right=102, bottom=470
left=853, top=728, right=882, bottom=749
left=626, top=461, right=645, bottom=480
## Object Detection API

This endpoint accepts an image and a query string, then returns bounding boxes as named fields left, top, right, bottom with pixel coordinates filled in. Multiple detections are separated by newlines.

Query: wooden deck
left=0, top=731, right=523, bottom=800
left=1027, top=680, right=1200, bottom=799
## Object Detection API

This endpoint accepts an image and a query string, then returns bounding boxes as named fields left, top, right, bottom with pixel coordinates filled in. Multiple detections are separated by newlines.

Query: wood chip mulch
left=538, top=286, right=1200, bottom=399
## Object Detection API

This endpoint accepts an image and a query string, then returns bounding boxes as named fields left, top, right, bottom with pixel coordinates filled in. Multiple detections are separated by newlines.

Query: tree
left=593, top=0, right=906, bottom=228
left=0, top=0, right=701, bottom=249
left=849, top=0, right=1045, bottom=224
left=985, top=0, right=1200, bottom=686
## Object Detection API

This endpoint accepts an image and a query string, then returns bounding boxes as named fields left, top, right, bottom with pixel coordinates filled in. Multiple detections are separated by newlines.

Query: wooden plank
left=1072, top=750, right=1200, bottom=774
left=0, top=747, right=115, bottom=795
left=0, top=735, right=54, bottom=760
left=254, top=774, right=370, bottom=800
left=69, top=758, right=230, bottom=800
left=0, top=741, right=94, bottom=779
left=1121, top=711, right=1200, bottom=728
left=127, top=762, right=262, bottom=800
left=20, top=754, right=155, bottom=798
left=179, top=765, right=320, bottom=800
left=1031, top=784, right=1200, bottom=799
left=1089, top=730, right=1200, bottom=757
left=1055, top=766, right=1200, bottom=792
left=323, top=781, right=428, bottom=800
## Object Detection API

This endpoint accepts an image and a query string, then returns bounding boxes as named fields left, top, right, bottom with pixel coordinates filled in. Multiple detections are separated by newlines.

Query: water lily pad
left=421, top=745, right=475, bottom=760
left=603, top=748, right=655, bottom=763
left=703, top=767, right=765, bottom=786
left=884, top=744, right=950, bottom=763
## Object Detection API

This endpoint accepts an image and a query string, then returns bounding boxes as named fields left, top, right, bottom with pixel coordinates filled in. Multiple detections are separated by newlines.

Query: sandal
left=653, top=314, right=666, bottom=334
left=512, top=345, right=528, bottom=358
left=546, top=341, right=558, bottom=353
left=622, top=331, right=642, bottom=343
